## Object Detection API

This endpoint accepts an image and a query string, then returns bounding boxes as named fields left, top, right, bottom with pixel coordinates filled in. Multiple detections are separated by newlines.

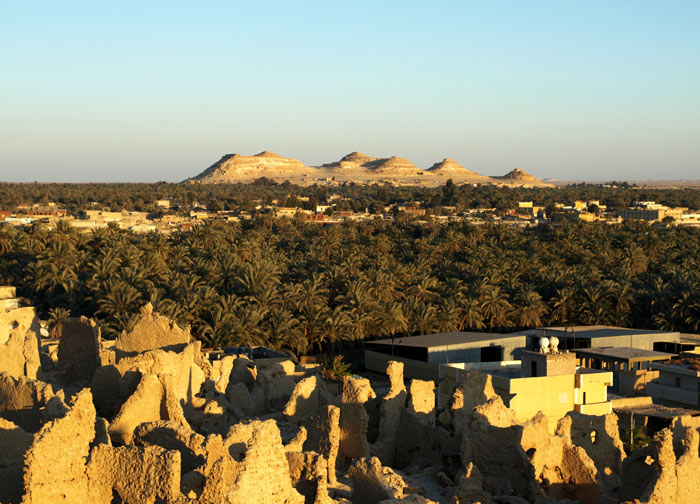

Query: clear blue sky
left=1, top=1, right=699, bottom=182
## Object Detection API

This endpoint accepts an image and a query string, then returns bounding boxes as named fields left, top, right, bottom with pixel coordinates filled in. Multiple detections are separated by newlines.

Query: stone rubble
left=0, top=294, right=698, bottom=504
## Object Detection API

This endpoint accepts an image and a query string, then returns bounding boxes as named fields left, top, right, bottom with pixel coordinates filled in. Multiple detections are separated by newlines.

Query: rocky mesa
left=187, top=151, right=553, bottom=187
left=187, top=151, right=314, bottom=183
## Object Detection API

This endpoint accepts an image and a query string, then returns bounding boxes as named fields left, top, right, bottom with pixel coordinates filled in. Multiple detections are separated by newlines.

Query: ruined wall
left=0, top=306, right=42, bottom=380
left=21, top=389, right=95, bottom=504
left=114, top=303, right=190, bottom=357
left=0, top=418, right=33, bottom=504
left=226, top=420, right=305, bottom=504
left=0, top=373, right=54, bottom=432
left=339, top=376, right=376, bottom=465
left=372, top=361, right=407, bottom=466
left=303, top=405, right=341, bottom=485
left=56, top=317, right=101, bottom=384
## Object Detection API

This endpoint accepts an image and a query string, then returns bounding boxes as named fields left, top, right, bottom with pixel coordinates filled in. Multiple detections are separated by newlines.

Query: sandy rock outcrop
left=226, top=356, right=257, bottom=389
left=93, top=340, right=203, bottom=420
left=212, top=355, right=236, bottom=393
left=407, top=379, right=435, bottom=426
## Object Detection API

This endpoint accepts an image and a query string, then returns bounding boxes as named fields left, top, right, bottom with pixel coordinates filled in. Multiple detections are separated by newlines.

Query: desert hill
left=323, top=152, right=419, bottom=176
left=499, top=168, right=539, bottom=182
left=188, top=151, right=312, bottom=183
left=188, top=151, right=552, bottom=187
left=426, top=158, right=491, bottom=180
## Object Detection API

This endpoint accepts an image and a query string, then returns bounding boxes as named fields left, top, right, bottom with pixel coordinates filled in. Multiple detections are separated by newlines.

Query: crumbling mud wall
left=372, top=361, right=407, bottom=467
left=0, top=373, right=55, bottom=432
left=0, top=306, right=42, bottom=380
left=621, top=426, right=700, bottom=504
left=339, top=376, right=376, bottom=465
left=114, top=303, right=190, bottom=357
left=22, top=389, right=95, bottom=504
left=1, top=293, right=695, bottom=504
left=56, top=317, right=101, bottom=384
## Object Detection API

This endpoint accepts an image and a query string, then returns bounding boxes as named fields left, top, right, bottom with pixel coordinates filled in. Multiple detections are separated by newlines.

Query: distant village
left=3, top=195, right=700, bottom=233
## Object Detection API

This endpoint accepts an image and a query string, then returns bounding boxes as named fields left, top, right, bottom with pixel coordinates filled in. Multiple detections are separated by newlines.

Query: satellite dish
left=539, top=337, right=550, bottom=353
left=550, top=336, right=559, bottom=353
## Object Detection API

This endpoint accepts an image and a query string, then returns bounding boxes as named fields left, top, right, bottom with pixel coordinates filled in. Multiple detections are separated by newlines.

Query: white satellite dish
left=550, top=336, right=559, bottom=353
left=539, top=337, right=550, bottom=353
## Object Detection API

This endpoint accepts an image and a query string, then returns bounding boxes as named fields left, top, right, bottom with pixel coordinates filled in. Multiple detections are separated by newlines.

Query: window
left=675, top=376, right=681, bottom=388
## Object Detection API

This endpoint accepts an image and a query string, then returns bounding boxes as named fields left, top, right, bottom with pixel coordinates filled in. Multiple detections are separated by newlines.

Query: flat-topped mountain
left=323, top=152, right=419, bottom=175
left=188, top=151, right=552, bottom=187
left=188, top=151, right=312, bottom=183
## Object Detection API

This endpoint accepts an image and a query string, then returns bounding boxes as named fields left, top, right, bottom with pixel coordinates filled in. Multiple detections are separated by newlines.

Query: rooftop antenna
left=539, top=337, right=550, bottom=354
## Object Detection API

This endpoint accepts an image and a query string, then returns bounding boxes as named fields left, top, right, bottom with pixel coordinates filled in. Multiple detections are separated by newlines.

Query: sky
left=1, top=1, right=699, bottom=182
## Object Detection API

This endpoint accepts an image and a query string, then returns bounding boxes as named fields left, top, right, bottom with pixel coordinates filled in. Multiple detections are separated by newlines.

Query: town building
left=439, top=349, right=613, bottom=432
left=517, top=326, right=680, bottom=352
left=618, top=202, right=684, bottom=222
left=365, top=331, right=526, bottom=380
left=574, top=347, right=673, bottom=396
left=647, top=355, right=700, bottom=408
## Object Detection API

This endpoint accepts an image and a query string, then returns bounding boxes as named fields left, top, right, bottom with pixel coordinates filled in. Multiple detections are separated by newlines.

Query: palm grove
left=1, top=215, right=700, bottom=358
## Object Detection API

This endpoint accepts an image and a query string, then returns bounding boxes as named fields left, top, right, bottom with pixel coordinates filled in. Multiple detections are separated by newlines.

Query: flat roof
left=367, top=331, right=525, bottom=349
left=612, top=403, right=700, bottom=419
left=574, top=347, right=674, bottom=363
left=651, top=360, right=700, bottom=377
left=522, top=325, right=677, bottom=339
left=679, top=333, right=700, bottom=344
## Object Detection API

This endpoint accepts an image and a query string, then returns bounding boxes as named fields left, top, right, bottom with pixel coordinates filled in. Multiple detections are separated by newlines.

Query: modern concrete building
left=366, top=331, right=526, bottom=364
left=439, top=350, right=612, bottom=432
left=574, top=347, right=673, bottom=396
left=517, top=326, right=680, bottom=352
left=365, top=332, right=526, bottom=380
left=618, top=202, right=684, bottom=222
left=647, top=355, right=700, bottom=408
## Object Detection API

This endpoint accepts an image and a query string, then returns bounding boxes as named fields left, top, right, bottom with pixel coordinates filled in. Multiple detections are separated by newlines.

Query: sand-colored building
left=574, top=347, right=672, bottom=396
left=647, top=355, right=700, bottom=408
left=440, top=350, right=612, bottom=432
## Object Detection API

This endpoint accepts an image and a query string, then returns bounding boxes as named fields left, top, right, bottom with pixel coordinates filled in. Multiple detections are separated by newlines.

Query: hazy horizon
left=2, top=1, right=699, bottom=183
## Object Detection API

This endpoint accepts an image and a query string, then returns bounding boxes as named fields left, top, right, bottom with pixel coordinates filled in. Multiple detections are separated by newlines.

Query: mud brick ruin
left=2, top=286, right=700, bottom=504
